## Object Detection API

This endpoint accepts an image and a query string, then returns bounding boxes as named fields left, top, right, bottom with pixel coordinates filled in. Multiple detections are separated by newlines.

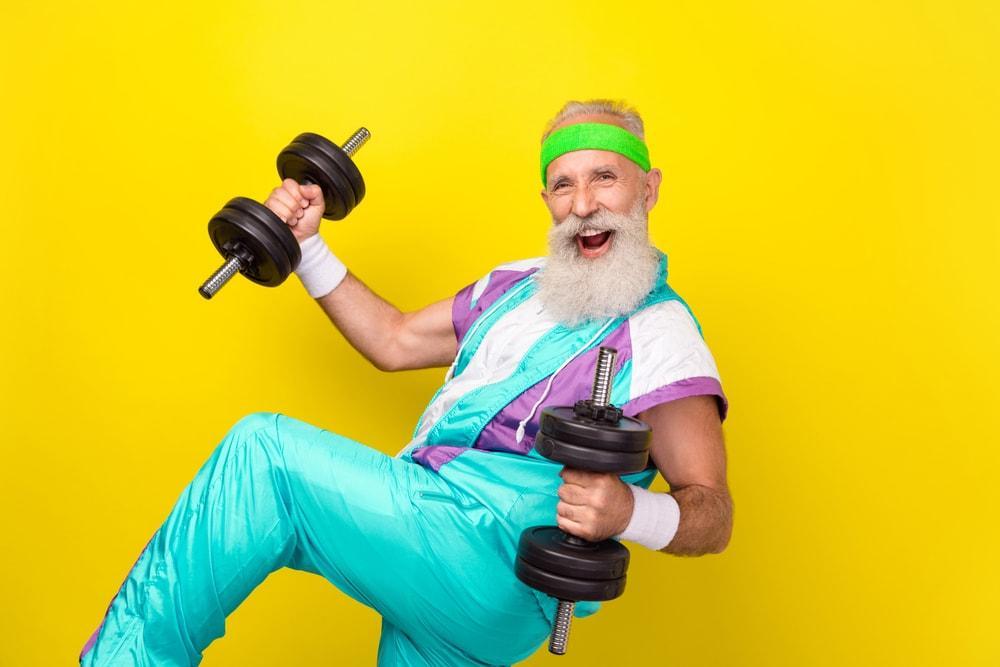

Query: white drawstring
left=515, top=319, right=616, bottom=444
left=444, top=278, right=533, bottom=383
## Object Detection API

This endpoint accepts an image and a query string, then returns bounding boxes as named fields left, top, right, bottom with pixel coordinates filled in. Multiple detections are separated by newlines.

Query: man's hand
left=556, top=468, right=635, bottom=542
left=264, top=179, right=326, bottom=243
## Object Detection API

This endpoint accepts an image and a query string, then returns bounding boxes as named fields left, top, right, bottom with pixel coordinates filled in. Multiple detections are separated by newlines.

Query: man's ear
left=540, top=189, right=549, bottom=206
left=644, top=167, right=663, bottom=212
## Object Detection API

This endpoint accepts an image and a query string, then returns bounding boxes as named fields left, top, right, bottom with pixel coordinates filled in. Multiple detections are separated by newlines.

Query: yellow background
left=1, top=1, right=997, bottom=664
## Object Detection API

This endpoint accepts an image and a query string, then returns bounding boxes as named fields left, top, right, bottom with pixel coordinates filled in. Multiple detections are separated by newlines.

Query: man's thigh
left=273, top=415, right=549, bottom=664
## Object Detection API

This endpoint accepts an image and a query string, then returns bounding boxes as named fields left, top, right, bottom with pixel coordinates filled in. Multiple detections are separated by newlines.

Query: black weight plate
left=277, top=134, right=356, bottom=220
left=515, top=558, right=627, bottom=602
left=276, top=138, right=354, bottom=219
left=208, top=197, right=293, bottom=286
left=324, top=132, right=366, bottom=203
left=517, top=526, right=629, bottom=580
left=208, top=199, right=289, bottom=285
left=227, top=196, right=301, bottom=271
left=232, top=198, right=300, bottom=271
left=292, top=131, right=365, bottom=205
left=534, top=434, right=649, bottom=473
left=221, top=197, right=301, bottom=274
left=540, top=406, right=651, bottom=453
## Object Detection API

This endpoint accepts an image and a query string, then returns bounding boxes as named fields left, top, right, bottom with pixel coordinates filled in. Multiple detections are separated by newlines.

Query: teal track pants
left=78, top=412, right=590, bottom=666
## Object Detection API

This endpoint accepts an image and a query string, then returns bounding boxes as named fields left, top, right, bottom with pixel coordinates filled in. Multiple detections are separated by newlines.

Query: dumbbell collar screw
left=221, top=240, right=255, bottom=263
left=572, top=399, right=623, bottom=424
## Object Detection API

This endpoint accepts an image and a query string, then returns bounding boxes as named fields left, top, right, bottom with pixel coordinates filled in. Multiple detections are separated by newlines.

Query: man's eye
left=599, top=173, right=614, bottom=180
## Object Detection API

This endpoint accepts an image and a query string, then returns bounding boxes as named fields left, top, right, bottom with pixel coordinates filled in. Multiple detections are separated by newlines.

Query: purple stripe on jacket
left=411, top=445, right=468, bottom=470
left=623, top=376, right=728, bottom=422
left=452, top=268, right=539, bottom=343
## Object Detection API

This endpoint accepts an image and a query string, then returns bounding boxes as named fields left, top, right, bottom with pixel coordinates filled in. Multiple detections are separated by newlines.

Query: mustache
left=551, top=209, right=627, bottom=241
left=550, top=197, right=648, bottom=244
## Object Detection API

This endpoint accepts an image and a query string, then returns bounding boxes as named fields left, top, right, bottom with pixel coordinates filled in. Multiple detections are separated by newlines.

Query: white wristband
left=294, top=234, right=347, bottom=299
left=614, top=484, right=681, bottom=551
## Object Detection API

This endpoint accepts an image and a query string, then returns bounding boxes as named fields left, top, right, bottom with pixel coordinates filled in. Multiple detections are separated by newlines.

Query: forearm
left=660, top=484, right=733, bottom=556
left=312, top=271, right=408, bottom=371
left=292, top=234, right=444, bottom=371
left=294, top=238, right=457, bottom=371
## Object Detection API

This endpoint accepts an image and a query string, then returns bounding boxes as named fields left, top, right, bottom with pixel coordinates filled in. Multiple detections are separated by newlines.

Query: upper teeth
left=579, top=230, right=605, bottom=237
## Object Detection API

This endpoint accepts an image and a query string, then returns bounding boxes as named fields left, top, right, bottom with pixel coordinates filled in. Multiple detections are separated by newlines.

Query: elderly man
left=81, top=100, right=732, bottom=666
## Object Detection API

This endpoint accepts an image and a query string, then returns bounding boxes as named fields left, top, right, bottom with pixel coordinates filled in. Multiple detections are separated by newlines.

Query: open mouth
left=575, top=229, right=614, bottom=258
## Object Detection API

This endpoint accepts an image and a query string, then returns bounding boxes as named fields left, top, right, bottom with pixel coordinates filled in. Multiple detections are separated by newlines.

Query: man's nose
left=570, top=183, right=599, bottom=219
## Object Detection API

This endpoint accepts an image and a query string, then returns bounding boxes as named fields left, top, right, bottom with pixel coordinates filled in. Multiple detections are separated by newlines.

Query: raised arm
left=263, top=178, right=458, bottom=372
left=313, top=275, right=457, bottom=372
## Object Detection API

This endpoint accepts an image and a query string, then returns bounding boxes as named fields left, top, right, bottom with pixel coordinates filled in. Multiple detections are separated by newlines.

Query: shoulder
left=625, top=296, right=728, bottom=421
left=629, top=299, right=705, bottom=351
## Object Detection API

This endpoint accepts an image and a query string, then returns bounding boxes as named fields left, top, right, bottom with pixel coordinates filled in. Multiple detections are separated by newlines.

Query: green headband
left=540, top=122, right=651, bottom=186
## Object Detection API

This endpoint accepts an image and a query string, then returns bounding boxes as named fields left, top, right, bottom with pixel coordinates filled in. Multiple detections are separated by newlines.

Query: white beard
left=536, top=196, right=660, bottom=328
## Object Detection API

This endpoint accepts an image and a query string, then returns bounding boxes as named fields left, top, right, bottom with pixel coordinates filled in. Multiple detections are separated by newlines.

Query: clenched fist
left=556, top=468, right=635, bottom=542
left=264, top=179, right=326, bottom=243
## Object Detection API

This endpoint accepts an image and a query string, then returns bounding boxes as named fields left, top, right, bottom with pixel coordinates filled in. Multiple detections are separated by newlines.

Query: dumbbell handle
left=563, top=345, right=618, bottom=546
left=198, top=255, right=244, bottom=299
left=199, top=242, right=255, bottom=300
left=590, top=346, right=617, bottom=407
left=340, top=127, right=371, bottom=157
left=550, top=599, right=574, bottom=655
left=547, top=345, right=620, bottom=654
left=559, top=345, right=618, bottom=549
left=559, top=346, right=619, bottom=554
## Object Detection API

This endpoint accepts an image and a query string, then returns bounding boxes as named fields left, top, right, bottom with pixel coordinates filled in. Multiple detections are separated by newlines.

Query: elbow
left=372, top=320, right=411, bottom=372
left=371, top=353, right=405, bottom=372
left=371, top=341, right=415, bottom=372
left=684, top=490, right=733, bottom=556
left=709, top=525, right=733, bottom=554
left=661, top=488, right=733, bottom=557
left=710, top=494, right=735, bottom=554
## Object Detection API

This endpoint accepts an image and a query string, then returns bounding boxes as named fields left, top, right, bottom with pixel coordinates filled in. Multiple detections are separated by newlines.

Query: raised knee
left=229, top=412, right=279, bottom=440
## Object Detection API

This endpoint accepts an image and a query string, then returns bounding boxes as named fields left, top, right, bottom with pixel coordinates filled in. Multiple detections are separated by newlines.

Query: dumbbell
left=515, top=346, right=652, bottom=656
left=197, top=127, right=371, bottom=299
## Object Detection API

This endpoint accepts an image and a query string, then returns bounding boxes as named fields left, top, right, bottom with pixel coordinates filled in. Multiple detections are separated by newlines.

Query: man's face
left=534, top=116, right=665, bottom=326
left=540, top=114, right=662, bottom=259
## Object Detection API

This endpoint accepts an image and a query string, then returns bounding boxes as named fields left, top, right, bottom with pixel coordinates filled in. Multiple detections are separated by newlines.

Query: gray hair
left=541, top=99, right=645, bottom=142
